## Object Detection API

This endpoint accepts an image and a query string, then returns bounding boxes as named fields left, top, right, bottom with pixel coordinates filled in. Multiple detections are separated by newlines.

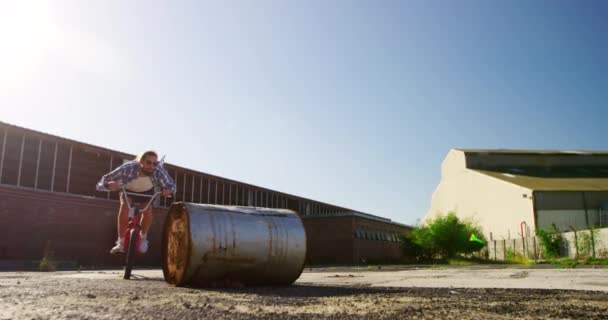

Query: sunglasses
left=145, top=160, right=159, bottom=167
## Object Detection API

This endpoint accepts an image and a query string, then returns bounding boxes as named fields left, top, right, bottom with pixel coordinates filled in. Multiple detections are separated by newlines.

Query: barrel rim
left=162, top=202, right=192, bottom=286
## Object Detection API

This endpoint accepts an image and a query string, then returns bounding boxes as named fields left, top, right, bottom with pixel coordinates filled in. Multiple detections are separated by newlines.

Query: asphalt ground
left=1, top=267, right=607, bottom=320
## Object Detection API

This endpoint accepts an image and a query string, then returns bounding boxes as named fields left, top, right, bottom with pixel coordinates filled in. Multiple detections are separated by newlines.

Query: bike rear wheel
left=124, top=229, right=138, bottom=280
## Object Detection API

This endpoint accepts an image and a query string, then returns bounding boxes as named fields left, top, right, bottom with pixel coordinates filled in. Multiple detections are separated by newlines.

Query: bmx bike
left=119, top=187, right=162, bottom=280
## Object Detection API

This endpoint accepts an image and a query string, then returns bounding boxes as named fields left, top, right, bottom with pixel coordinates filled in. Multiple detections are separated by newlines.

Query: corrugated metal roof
left=303, top=212, right=413, bottom=228
left=456, top=149, right=608, bottom=155
left=457, top=149, right=608, bottom=155
left=474, top=169, right=608, bottom=191
left=1, top=121, right=409, bottom=224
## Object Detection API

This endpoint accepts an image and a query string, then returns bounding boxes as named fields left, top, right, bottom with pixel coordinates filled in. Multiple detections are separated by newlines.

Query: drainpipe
left=520, top=221, right=527, bottom=258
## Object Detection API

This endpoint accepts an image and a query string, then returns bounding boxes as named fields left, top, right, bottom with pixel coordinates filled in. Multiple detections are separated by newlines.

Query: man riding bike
left=96, top=150, right=176, bottom=254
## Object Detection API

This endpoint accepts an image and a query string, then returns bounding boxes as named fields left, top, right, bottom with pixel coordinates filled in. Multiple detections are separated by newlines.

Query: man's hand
left=107, top=181, right=121, bottom=191
left=162, top=189, right=173, bottom=197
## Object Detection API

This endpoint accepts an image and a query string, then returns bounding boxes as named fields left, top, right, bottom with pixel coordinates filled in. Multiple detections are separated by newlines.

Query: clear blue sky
left=1, top=1, right=607, bottom=225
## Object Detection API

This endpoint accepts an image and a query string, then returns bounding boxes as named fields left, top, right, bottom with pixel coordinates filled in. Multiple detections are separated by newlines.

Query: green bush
left=577, top=228, right=598, bottom=258
left=39, top=240, right=56, bottom=272
left=400, top=234, right=432, bottom=262
left=536, top=225, right=564, bottom=259
left=39, top=256, right=56, bottom=272
left=403, top=212, right=486, bottom=261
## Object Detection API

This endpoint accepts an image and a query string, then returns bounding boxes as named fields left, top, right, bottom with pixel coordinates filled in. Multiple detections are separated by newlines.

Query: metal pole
left=590, top=229, right=596, bottom=258
left=191, top=175, right=195, bottom=203
left=50, top=142, right=57, bottom=192
left=533, top=237, right=537, bottom=261
left=572, top=227, right=578, bottom=259
left=0, top=127, right=7, bottom=184
left=199, top=176, right=203, bottom=203
left=512, top=239, right=516, bottom=257
left=207, top=179, right=211, bottom=203
left=66, top=144, right=73, bottom=193
left=229, top=184, right=232, bottom=205
left=582, top=192, right=589, bottom=227
left=221, top=183, right=225, bottom=204
left=235, top=186, right=239, bottom=205
left=182, top=173, right=187, bottom=202
left=174, top=172, right=178, bottom=204
left=214, top=181, right=218, bottom=204
left=34, top=139, right=42, bottom=189
left=17, top=134, right=25, bottom=187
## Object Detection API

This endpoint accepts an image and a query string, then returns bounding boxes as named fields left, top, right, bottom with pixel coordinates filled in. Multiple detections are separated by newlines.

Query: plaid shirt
left=96, top=161, right=176, bottom=193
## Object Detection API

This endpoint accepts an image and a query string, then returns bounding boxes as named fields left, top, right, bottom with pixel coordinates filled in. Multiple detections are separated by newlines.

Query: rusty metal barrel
left=162, top=202, right=307, bottom=287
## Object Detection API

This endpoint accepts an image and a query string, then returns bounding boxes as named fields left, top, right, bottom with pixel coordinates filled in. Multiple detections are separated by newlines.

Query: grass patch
left=448, top=259, right=476, bottom=266
left=505, top=249, right=535, bottom=265
left=539, top=257, right=608, bottom=269
left=583, top=258, right=608, bottom=265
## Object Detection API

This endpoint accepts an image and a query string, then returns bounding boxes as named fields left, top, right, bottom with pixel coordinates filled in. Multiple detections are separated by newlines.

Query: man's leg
left=118, top=199, right=130, bottom=239
left=140, top=207, right=153, bottom=236
left=110, top=197, right=130, bottom=253
left=138, top=208, right=153, bottom=253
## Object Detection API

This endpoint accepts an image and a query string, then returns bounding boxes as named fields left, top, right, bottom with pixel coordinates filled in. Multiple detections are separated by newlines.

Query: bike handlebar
left=120, top=187, right=165, bottom=212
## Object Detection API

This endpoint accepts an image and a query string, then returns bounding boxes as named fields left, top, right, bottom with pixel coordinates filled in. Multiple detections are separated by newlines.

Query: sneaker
left=138, top=237, right=149, bottom=254
left=110, top=239, right=124, bottom=254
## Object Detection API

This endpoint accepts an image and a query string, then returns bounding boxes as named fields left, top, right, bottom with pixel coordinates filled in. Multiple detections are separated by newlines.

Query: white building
left=426, top=149, right=608, bottom=240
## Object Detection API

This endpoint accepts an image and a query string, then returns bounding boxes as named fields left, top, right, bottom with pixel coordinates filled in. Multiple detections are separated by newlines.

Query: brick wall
left=302, top=216, right=355, bottom=264
left=303, top=216, right=411, bottom=264
left=1, top=185, right=412, bottom=267
left=352, top=216, right=409, bottom=263
left=0, top=185, right=168, bottom=267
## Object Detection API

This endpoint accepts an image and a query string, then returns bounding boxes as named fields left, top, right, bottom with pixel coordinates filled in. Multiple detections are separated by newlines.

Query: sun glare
left=0, top=1, right=59, bottom=95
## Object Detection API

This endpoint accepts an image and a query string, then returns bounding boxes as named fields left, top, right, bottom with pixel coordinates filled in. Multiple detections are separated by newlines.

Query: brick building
left=0, top=121, right=410, bottom=267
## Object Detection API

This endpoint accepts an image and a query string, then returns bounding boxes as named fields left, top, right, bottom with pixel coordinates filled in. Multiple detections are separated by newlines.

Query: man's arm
left=155, top=165, right=176, bottom=194
left=96, top=161, right=138, bottom=191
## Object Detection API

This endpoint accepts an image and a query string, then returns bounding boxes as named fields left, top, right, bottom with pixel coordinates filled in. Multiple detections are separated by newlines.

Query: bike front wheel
left=124, top=229, right=138, bottom=280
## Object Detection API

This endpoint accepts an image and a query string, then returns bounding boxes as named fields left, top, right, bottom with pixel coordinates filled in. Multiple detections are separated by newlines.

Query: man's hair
left=135, top=150, right=158, bottom=162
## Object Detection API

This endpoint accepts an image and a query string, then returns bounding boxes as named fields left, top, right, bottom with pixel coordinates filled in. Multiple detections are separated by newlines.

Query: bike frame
left=120, top=188, right=162, bottom=280
left=121, top=187, right=162, bottom=254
